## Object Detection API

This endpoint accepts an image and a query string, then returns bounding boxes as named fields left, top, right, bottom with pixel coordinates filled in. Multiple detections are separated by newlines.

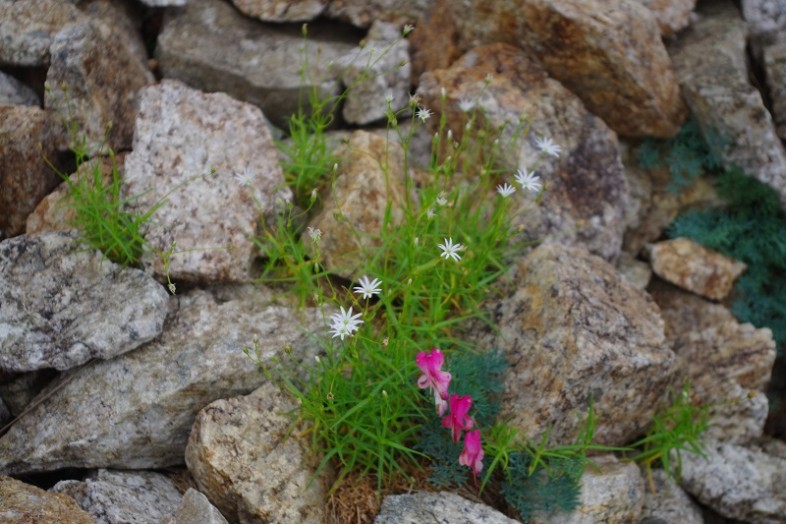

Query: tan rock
left=444, top=0, right=687, bottom=138
left=646, top=237, right=746, bottom=301
left=186, top=382, right=328, bottom=524
left=764, top=39, right=786, bottom=140
left=231, top=0, right=327, bottom=22
left=307, top=130, right=408, bottom=278
left=325, top=0, right=434, bottom=28
left=408, top=0, right=460, bottom=86
left=493, top=243, right=676, bottom=446
left=637, top=0, right=697, bottom=36
left=0, top=476, right=94, bottom=524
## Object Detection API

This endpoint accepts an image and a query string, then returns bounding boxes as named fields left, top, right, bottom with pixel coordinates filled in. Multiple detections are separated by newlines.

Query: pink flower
left=416, top=349, right=451, bottom=416
left=459, top=429, right=484, bottom=478
left=442, top=394, right=474, bottom=442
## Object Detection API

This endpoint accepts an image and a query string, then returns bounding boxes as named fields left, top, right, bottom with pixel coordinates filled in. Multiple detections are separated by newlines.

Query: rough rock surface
left=0, top=71, right=39, bottom=106
left=539, top=455, right=644, bottom=524
left=680, top=439, right=786, bottom=523
left=375, top=491, right=518, bottom=524
left=408, top=0, right=459, bottom=84
left=0, top=0, right=84, bottom=66
left=616, top=251, right=652, bottom=291
left=307, top=130, right=408, bottom=278
left=186, top=382, right=327, bottom=524
left=764, top=40, right=786, bottom=140
left=418, top=44, right=629, bottom=262
left=123, top=80, right=291, bottom=283
left=492, top=243, right=676, bottom=446
left=637, top=0, right=697, bottom=36
left=51, top=469, right=183, bottom=524
left=164, top=489, right=229, bottom=524
left=668, top=0, right=786, bottom=209
left=640, top=468, right=704, bottom=524
left=0, top=370, right=54, bottom=417
left=137, top=0, right=186, bottom=6
left=325, top=0, right=434, bottom=27
left=646, top=237, right=747, bottom=301
left=0, top=231, right=169, bottom=372
left=0, top=285, right=325, bottom=475
left=45, top=16, right=154, bottom=153
left=444, top=0, right=687, bottom=138
left=650, top=283, right=776, bottom=443
left=0, top=476, right=95, bottom=524
left=156, top=0, right=356, bottom=128
left=742, top=0, right=786, bottom=36
left=0, top=105, right=61, bottom=238
left=232, top=0, right=327, bottom=21
left=340, top=21, right=410, bottom=125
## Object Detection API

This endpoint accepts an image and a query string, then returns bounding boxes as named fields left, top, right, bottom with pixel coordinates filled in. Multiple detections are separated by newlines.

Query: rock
left=492, top=243, right=676, bottom=446
left=0, top=370, right=56, bottom=417
left=307, top=130, right=408, bottom=278
left=0, top=71, right=40, bottom=106
left=123, top=80, right=291, bottom=283
left=636, top=0, right=697, bottom=36
left=52, top=469, right=183, bottom=523
left=417, top=44, right=629, bottom=261
left=138, top=0, right=187, bottom=6
left=0, top=231, right=169, bottom=372
left=186, top=382, right=328, bottom=524
left=443, top=0, right=687, bottom=138
left=340, top=21, right=410, bottom=125
left=679, top=439, right=786, bottom=523
left=764, top=40, right=786, bottom=140
left=155, top=0, right=356, bottom=129
left=408, top=0, right=460, bottom=85
left=0, top=105, right=61, bottom=238
left=616, top=251, right=652, bottom=291
left=325, top=0, right=434, bottom=28
left=742, top=0, right=786, bottom=37
left=0, top=285, right=325, bottom=475
left=0, top=476, right=95, bottom=524
left=164, top=489, right=229, bottom=524
left=645, top=237, right=747, bottom=301
left=536, top=455, right=645, bottom=524
left=375, top=491, right=519, bottom=524
left=231, top=0, right=327, bottom=22
left=0, top=0, right=84, bottom=66
left=0, top=398, right=9, bottom=427
left=668, top=0, right=786, bottom=210
left=639, top=468, right=704, bottom=524
left=650, top=283, right=776, bottom=443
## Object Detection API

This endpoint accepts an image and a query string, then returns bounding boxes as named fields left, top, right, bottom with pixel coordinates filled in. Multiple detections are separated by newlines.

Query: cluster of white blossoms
left=496, top=135, right=561, bottom=198
left=328, top=276, right=384, bottom=340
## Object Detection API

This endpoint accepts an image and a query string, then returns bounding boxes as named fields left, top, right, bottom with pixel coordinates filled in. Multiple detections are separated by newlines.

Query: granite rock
left=742, top=0, right=786, bottom=36
left=764, top=40, right=786, bottom=140
left=639, top=468, right=704, bottom=524
left=375, top=491, right=518, bottom=524
left=636, top=0, right=696, bottom=36
left=0, top=0, right=84, bottom=66
left=0, top=476, right=95, bottom=524
left=0, top=285, right=325, bottom=475
left=0, top=71, right=39, bottom=106
left=164, top=489, right=229, bottom=524
left=186, top=382, right=327, bottom=524
left=231, top=0, right=327, bottom=22
left=492, top=243, right=676, bottom=446
left=408, top=0, right=459, bottom=85
left=325, top=0, right=434, bottom=28
left=0, top=231, right=169, bottom=372
left=123, top=80, right=291, bottom=283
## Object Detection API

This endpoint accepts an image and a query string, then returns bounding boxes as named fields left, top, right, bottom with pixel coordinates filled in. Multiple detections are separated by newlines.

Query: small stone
left=616, top=251, right=652, bottom=290
left=0, top=476, right=94, bottom=524
left=639, top=468, right=704, bottom=524
left=375, top=491, right=518, bottom=524
left=231, top=0, right=326, bottom=22
left=636, top=0, right=697, bottom=36
left=164, top=489, right=229, bottom=524
left=646, top=237, right=747, bottom=301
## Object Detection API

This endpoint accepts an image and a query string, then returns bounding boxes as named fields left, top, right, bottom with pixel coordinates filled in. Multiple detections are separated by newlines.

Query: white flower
left=353, top=275, right=382, bottom=299
left=534, top=136, right=562, bottom=158
left=458, top=98, right=474, bottom=112
left=496, top=182, right=516, bottom=197
left=328, top=306, right=364, bottom=340
left=438, top=237, right=463, bottom=262
left=436, top=192, right=448, bottom=207
left=426, top=207, right=436, bottom=219
left=234, top=167, right=255, bottom=187
left=403, top=24, right=414, bottom=36
left=514, top=168, right=542, bottom=193
left=384, top=92, right=394, bottom=104
left=416, top=107, right=432, bottom=122
left=306, top=226, right=322, bottom=243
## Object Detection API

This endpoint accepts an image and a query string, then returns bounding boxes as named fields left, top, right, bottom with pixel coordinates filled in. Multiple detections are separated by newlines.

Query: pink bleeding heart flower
left=459, top=429, right=484, bottom=478
left=416, top=348, right=451, bottom=416
left=442, top=394, right=474, bottom=442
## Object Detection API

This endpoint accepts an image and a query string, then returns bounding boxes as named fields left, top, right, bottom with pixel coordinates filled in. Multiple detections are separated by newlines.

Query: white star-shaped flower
left=534, top=136, right=561, bottom=158
left=438, top=237, right=464, bottom=262
left=416, top=107, right=432, bottom=122
left=353, top=275, right=382, bottom=299
left=234, top=167, right=255, bottom=187
left=496, top=183, right=516, bottom=197
left=328, top=306, right=363, bottom=340
left=514, top=168, right=542, bottom=193
left=458, top=98, right=474, bottom=112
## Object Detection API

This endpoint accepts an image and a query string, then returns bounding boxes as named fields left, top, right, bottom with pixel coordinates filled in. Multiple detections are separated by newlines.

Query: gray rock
left=164, top=488, right=229, bottom=524
left=679, top=439, right=786, bottom=523
left=0, top=105, right=62, bottom=238
left=375, top=491, right=518, bottom=524
left=417, top=44, right=629, bottom=262
left=155, top=0, right=356, bottom=129
left=0, top=475, right=95, bottom=524
left=232, top=0, right=326, bottom=22
left=636, top=0, right=697, bottom=36
left=0, top=231, right=169, bottom=372
left=639, top=468, right=704, bottom=524
left=0, top=0, right=84, bottom=66
left=742, top=0, right=786, bottom=36
left=668, top=0, right=786, bottom=210
left=138, top=0, right=187, bottom=6
left=539, top=455, right=645, bottom=524
left=616, top=251, right=652, bottom=291
left=123, top=80, right=291, bottom=284
left=325, top=0, right=434, bottom=28
left=764, top=40, right=786, bottom=140
left=186, top=382, right=328, bottom=524
left=0, top=71, right=39, bottom=106
left=492, top=243, right=676, bottom=446
left=340, top=21, right=410, bottom=125
left=52, top=469, right=183, bottom=524
left=0, top=285, right=325, bottom=475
